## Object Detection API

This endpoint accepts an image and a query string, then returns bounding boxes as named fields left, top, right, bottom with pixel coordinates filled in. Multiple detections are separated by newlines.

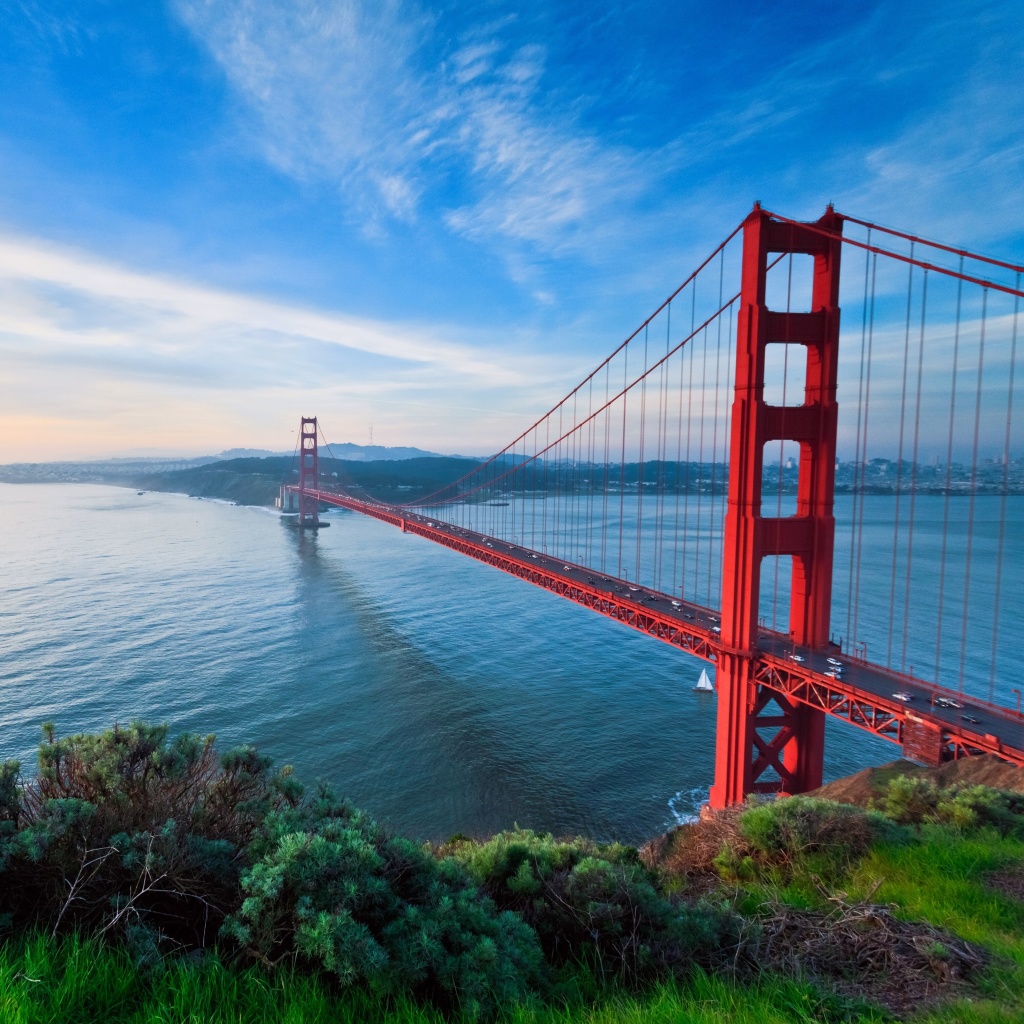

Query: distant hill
left=126, top=455, right=479, bottom=506
left=319, top=442, right=452, bottom=462
left=215, top=442, right=459, bottom=462
left=0, top=441, right=473, bottom=486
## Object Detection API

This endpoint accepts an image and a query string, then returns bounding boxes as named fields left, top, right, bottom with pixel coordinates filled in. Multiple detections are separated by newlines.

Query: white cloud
left=173, top=0, right=662, bottom=265
left=0, top=232, right=578, bottom=459
left=0, top=233, right=526, bottom=381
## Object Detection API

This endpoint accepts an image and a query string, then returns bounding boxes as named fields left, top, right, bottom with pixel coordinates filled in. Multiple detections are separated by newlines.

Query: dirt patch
left=931, top=756, right=1024, bottom=792
left=738, top=892, right=988, bottom=1018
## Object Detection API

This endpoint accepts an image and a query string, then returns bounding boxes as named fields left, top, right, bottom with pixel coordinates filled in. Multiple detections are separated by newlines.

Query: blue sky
left=0, top=0, right=1021, bottom=459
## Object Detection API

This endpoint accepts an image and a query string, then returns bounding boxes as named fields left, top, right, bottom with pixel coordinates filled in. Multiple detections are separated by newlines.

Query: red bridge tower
left=710, top=205, right=843, bottom=808
left=297, top=416, right=320, bottom=528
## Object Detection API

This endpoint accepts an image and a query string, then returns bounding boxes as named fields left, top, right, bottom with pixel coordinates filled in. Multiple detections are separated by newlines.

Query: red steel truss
left=285, top=485, right=1024, bottom=772
left=280, top=204, right=1024, bottom=804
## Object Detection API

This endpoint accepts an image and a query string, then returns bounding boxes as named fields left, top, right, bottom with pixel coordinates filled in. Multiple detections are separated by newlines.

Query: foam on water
left=666, top=786, right=710, bottom=827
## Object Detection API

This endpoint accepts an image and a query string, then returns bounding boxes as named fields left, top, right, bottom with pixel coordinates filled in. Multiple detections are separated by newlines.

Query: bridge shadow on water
left=284, top=527, right=612, bottom=843
left=277, top=513, right=899, bottom=844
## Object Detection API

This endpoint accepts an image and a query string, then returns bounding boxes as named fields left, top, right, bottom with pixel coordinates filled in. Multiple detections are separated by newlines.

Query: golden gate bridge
left=282, top=204, right=1024, bottom=808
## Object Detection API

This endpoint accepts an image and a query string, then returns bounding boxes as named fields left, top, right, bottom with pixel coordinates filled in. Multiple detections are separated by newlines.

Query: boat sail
left=693, top=668, right=714, bottom=693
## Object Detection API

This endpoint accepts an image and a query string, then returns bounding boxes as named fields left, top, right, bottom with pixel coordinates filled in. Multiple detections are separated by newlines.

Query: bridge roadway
left=290, top=487, right=1024, bottom=770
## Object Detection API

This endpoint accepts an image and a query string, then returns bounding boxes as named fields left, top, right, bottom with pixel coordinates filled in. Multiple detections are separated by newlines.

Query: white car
left=892, top=691, right=914, bottom=702
left=826, top=657, right=843, bottom=668
left=789, top=654, right=804, bottom=663
left=936, top=697, right=963, bottom=709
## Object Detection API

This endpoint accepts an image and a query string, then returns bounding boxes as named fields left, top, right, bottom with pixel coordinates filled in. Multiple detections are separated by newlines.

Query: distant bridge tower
left=710, top=204, right=843, bottom=808
left=297, top=416, right=320, bottom=528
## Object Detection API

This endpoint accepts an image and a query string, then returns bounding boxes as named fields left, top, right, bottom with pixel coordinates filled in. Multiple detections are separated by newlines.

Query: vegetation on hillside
left=2, top=722, right=1023, bottom=1022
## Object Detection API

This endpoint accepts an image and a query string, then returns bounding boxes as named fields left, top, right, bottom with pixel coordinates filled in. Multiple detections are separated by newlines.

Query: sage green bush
left=0, top=722, right=302, bottom=956
left=876, top=775, right=1024, bottom=833
left=442, top=828, right=734, bottom=985
left=738, top=796, right=890, bottom=865
left=222, top=788, right=545, bottom=1018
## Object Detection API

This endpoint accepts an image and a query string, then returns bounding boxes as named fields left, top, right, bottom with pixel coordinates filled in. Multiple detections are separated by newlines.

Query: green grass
left=733, top=825, right=1024, bottom=1023
left=0, top=933, right=880, bottom=1024
left=846, top=826, right=1024, bottom=1023
left=0, top=932, right=438, bottom=1024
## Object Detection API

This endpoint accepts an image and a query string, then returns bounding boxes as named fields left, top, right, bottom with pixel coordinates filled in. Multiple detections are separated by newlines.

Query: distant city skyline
left=1, top=1, right=1022, bottom=462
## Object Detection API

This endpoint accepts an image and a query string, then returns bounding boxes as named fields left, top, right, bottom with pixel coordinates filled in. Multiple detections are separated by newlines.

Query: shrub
left=442, top=828, right=734, bottom=986
left=0, top=759, right=19, bottom=877
left=710, top=843, right=757, bottom=882
left=0, top=721, right=301, bottom=952
left=877, top=776, right=1024, bottom=834
left=738, top=796, right=887, bottom=865
left=222, top=788, right=544, bottom=1018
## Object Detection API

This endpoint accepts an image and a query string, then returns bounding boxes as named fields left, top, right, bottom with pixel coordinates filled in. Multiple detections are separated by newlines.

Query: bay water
left=0, top=483, right=1018, bottom=845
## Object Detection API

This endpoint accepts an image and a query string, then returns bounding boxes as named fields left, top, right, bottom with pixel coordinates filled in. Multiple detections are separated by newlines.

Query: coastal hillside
left=129, top=454, right=481, bottom=505
left=3, top=723, right=1024, bottom=1022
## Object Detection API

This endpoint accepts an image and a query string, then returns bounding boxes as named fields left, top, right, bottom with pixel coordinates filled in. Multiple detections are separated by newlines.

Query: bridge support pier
left=710, top=205, right=842, bottom=809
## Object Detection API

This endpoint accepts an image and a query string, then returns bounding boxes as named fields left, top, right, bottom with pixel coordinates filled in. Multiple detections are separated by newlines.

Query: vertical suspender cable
left=655, top=305, right=671, bottom=591
left=618, top=345, right=629, bottom=578
left=695, top=325, right=708, bottom=601
left=846, top=240, right=872, bottom=647
left=587, top=378, right=595, bottom=567
left=935, top=260, right=964, bottom=681
left=570, top=392, right=578, bottom=558
left=682, top=285, right=696, bottom=599
left=636, top=327, right=649, bottom=584
left=959, top=288, right=989, bottom=693
left=542, top=416, right=549, bottom=552
left=672, top=294, right=686, bottom=596
left=722, top=299, right=735, bottom=607
left=901, top=270, right=928, bottom=673
left=852, top=254, right=878, bottom=650
left=557, top=402, right=564, bottom=559
left=598, top=362, right=606, bottom=573
left=708, top=251, right=725, bottom=607
left=532, top=423, right=540, bottom=552
left=887, top=249, right=915, bottom=667
left=990, top=275, right=1019, bottom=702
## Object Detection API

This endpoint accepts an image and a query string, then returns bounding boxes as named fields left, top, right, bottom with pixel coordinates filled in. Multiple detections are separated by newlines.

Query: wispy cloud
left=0, top=232, right=573, bottom=459
left=171, top=0, right=1024, bottom=307
left=173, top=0, right=660, bottom=265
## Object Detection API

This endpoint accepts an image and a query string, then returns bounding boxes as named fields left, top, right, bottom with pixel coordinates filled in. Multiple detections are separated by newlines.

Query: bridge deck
left=290, top=488, right=1024, bottom=769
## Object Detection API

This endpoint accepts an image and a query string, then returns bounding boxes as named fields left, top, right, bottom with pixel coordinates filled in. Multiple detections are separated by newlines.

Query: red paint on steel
left=285, top=484, right=1024, bottom=771
left=710, top=206, right=844, bottom=808
left=762, top=209, right=1024, bottom=299
left=297, top=417, right=320, bottom=528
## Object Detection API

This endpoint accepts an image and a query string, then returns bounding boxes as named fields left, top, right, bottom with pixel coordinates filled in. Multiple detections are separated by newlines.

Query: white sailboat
left=693, top=668, right=714, bottom=693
